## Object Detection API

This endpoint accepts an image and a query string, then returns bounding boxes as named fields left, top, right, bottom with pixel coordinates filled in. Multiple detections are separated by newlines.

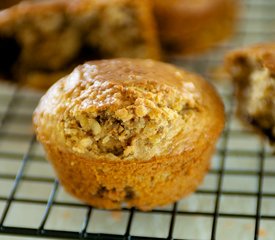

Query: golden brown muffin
left=0, top=0, right=161, bottom=89
left=33, top=59, right=225, bottom=210
left=153, top=0, right=238, bottom=55
left=225, top=43, right=275, bottom=144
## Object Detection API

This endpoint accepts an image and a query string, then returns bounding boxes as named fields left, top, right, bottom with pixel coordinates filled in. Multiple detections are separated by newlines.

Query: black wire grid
left=0, top=0, right=275, bottom=239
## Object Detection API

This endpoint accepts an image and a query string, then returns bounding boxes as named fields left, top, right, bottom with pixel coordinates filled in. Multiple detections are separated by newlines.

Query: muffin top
left=33, top=58, right=224, bottom=161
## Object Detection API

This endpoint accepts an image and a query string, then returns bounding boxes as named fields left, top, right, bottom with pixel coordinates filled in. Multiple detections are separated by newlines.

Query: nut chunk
left=225, top=43, right=275, bottom=144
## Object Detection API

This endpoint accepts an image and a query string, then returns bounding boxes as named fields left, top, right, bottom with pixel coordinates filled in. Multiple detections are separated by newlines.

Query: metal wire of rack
left=0, top=0, right=275, bottom=239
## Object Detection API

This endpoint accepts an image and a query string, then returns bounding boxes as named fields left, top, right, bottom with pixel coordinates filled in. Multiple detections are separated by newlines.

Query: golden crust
left=43, top=142, right=214, bottom=210
left=33, top=59, right=225, bottom=210
left=0, top=0, right=161, bottom=88
left=225, top=43, right=275, bottom=144
left=153, top=0, right=238, bottom=55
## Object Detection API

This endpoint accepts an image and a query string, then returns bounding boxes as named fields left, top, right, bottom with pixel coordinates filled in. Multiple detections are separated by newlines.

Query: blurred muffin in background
left=0, top=0, right=161, bottom=89
left=153, top=0, right=239, bottom=55
left=0, top=0, right=239, bottom=89
left=225, top=43, right=275, bottom=145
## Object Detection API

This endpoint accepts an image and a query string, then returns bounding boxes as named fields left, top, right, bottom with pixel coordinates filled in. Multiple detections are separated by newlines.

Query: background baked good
left=0, top=0, right=239, bottom=89
left=33, top=58, right=225, bottom=210
left=225, top=43, right=275, bottom=145
left=0, top=0, right=161, bottom=88
left=153, top=0, right=238, bottom=55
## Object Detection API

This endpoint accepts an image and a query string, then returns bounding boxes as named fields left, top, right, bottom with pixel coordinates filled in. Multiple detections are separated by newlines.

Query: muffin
left=0, top=0, right=161, bottom=88
left=153, top=0, right=238, bottom=55
left=33, top=58, right=225, bottom=210
left=225, top=43, right=275, bottom=144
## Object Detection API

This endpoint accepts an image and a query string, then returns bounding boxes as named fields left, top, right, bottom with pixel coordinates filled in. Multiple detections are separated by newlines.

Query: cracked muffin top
left=33, top=59, right=224, bottom=161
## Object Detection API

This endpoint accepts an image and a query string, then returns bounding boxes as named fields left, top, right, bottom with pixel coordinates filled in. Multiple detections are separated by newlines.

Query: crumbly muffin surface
left=34, top=59, right=204, bottom=161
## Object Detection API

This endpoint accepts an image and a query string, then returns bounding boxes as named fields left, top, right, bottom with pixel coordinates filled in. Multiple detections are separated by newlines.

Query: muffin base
left=44, top=143, right=214, bottom=211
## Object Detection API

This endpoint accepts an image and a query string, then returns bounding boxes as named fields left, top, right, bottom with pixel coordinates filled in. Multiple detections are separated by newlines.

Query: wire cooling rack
left=0, top=0, right=275, bottom=239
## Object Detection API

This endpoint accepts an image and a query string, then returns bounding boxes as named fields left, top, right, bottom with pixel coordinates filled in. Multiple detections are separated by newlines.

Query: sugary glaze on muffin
left=0, top=0, right=160, bottom=87
left=34, top=59, right=203, bottom=161
left=226, top=43, right=275, bottom=143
